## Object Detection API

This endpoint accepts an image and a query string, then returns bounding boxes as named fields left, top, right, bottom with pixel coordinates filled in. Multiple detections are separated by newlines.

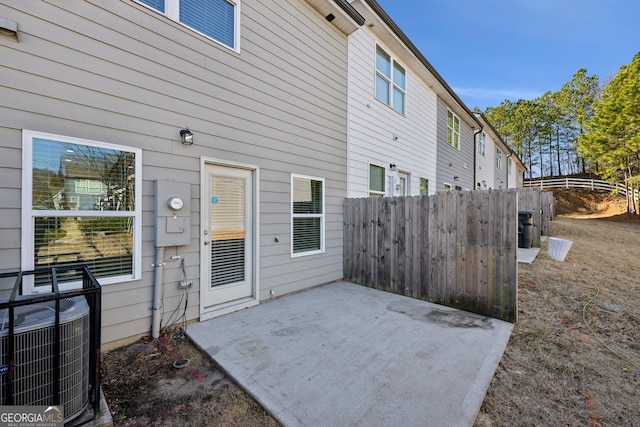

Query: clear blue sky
left=375, top=0, right=640, bottom=111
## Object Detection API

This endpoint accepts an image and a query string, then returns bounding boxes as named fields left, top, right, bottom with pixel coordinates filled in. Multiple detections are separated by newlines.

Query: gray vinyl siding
left=436, top=98, right=475, bottom=191
left=494, top=148, right=509, bottom=189
left=0, top=0, right=348, bottom=345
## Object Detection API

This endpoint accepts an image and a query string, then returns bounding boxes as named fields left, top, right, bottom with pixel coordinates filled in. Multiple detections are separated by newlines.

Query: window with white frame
left=420, top=178, right=429, bottom=196
left=508, top=157, right=512, bottom=175
left=478, top=132, right=486, bottom=156
left=369, top=164, right=385, bottom=197
left=291, top=175, right=324, bottom=256
left=496, top=148, right=503, bottom=170
left=375, top=45, right=406, bottom=114
left=447, top=110, right=460, bottom=149
left=136, top=0, right=239, bottom=49
left=22, top=131, right=142, bottom=291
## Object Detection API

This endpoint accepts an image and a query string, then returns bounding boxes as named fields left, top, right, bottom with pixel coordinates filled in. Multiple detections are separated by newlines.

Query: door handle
left=204, top=241, right=210, bottom=245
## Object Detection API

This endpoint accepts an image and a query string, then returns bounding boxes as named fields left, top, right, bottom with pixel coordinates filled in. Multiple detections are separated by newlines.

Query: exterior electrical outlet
left=155, top=180, right=191, bottom=247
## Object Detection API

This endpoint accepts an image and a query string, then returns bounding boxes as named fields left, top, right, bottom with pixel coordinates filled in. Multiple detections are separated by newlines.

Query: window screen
left=369, top=164, right=385, bottom=197
left=181, top=0, right=235, bottom=48
left=26, top=133, right=140, bottom=288
left=292, top=176, right=324, bottom=255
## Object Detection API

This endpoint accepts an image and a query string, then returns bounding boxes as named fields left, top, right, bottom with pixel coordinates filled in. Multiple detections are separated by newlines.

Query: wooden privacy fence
left=517, top=187, right=555, bottom=246
left=343, top=189, right=518, bottom=323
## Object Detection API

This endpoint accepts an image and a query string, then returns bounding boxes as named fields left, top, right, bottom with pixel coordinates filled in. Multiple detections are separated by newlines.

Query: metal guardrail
left=524, top=177, right=639, bottom=200
left=0, top=265, right=101, bottom=423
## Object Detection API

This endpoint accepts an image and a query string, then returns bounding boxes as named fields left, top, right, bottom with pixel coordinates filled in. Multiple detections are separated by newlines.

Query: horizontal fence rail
left=344, top=190, right=519, bottom=323
left=525, top=177, right=639, bottom=200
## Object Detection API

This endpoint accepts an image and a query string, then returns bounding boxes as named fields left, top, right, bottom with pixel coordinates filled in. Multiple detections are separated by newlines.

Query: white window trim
left=21, top=130, right=142, bottom=293
left=135, top=0, right=241, bottom=52
left=496, top=148, right=503, bottom=170
left=368, top=163, right=386, bottom=197
left=375, top=44, right=406, bottom=115
left=478, top=132, right=486, bottom=157
left=290, top=174, right=325, bottom=258
left=447, top=109, right=460, bottom=150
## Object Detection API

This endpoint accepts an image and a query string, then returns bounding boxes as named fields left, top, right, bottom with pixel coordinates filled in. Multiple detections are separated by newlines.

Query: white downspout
left=151, top=246, right=165, bottom=339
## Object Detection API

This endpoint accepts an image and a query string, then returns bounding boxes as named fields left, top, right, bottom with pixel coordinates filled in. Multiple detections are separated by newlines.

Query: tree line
left=482, top=52, right=640, bottom=201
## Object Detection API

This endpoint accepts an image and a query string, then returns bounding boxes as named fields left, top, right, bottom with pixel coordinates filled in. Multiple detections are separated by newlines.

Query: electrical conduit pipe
left=152, top=246, right=165, bottom=339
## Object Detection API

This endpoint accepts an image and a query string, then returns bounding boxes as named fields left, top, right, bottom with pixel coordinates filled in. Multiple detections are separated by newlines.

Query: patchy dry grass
left=475, top=216, right=640, bottom=426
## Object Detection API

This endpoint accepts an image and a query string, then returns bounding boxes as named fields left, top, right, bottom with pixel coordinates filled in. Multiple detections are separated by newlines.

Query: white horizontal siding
left=348, top=28, right=438, bottom=198
left=476, top=133, right=495, bottom=190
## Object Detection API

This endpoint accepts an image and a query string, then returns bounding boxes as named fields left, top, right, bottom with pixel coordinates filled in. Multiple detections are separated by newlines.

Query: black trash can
left=518, top=211, right=533, bottom=248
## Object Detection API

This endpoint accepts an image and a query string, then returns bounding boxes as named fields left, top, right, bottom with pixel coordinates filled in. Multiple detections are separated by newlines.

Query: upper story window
left=137, top=0, right=239, bottom=50
left=447, top=110, right=460, bottom=150
left=291, top=175, right=325, bottom=257
left=369, top=164, right=386, bottom=197
left=508, top=158, right=512, bottom=174
left=496, top=148, right=503, bottom=170
left=478, top=132, right=486, bottom=156
left=375, top=45, right=406, bottom=114
left=22, top=131, right=142, bottom=292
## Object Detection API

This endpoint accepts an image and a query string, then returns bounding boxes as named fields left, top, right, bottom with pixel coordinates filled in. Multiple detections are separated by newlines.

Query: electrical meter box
left=155, top=180, right=191, bottom=247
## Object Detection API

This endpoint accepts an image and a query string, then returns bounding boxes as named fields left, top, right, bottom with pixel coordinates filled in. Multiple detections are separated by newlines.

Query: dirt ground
left=476, top=190, right=640, bottom=426
left=101, top=329, right=280, bottom=426
left=102, top=189, right=640, bottom=426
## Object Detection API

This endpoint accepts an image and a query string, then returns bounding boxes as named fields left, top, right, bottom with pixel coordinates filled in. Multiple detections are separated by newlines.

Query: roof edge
left=333, top=0, right=366, bottom=26
left=363, top=0, right=482, bottom=128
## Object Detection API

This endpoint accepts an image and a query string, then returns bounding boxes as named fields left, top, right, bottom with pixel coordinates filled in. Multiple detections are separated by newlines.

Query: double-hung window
left=420, top=178, right=429, bottom=196
left=496, top=148, right=503, bottom=170
left=375, top=45, right=406, bottom=114
left=478, top=132, right=486, bottom=156
left=22, top=131, right=142, bottom=292
left=137, top=0, right=239, bottom=49
left=291, top=175, right=324, bottom=257
left=369, top=164, right=385, bottom=197
left=447, top=110, right=460, bottom=149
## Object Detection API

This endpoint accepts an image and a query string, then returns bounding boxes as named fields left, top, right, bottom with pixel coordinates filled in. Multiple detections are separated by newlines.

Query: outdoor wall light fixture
left=389, top=164, right=397, bottom=171
left=180, top=128, right=193, bottom=145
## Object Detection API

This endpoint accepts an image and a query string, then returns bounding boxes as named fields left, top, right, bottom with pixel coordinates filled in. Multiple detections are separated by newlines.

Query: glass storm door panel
left=398, top=172, right=408, bottom=196
left=203, top=164, right=253, bottom=308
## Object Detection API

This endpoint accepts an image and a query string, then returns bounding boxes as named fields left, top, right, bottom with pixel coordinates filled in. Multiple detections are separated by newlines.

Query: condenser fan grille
left=0, top=296, right=90, bottom=422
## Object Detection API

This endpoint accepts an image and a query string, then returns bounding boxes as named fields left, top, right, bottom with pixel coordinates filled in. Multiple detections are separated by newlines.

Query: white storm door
left=202, top=164, right=254, bottom=309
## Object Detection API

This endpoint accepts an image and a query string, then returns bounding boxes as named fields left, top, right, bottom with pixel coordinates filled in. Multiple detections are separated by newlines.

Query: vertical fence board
left=408, top=197, right=420, bottom=298
left=504, top=189, right=518, bottom=322
left=465, top=191, right=479, bottom=313
left=396, top=197, right=405, bottom=295
left=420, top=196, right=431, bottom=300
left=455, top=191, right=467, bottom=309
left=368, top=197, right=376, bottom=287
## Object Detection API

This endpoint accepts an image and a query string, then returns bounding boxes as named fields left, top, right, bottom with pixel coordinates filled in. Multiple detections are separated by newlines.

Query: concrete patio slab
left=188, top=281, right=513, bottom=427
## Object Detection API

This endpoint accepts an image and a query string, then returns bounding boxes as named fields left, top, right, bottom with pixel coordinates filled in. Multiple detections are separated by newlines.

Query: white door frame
left=199, top=157, right=259, bottom=321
